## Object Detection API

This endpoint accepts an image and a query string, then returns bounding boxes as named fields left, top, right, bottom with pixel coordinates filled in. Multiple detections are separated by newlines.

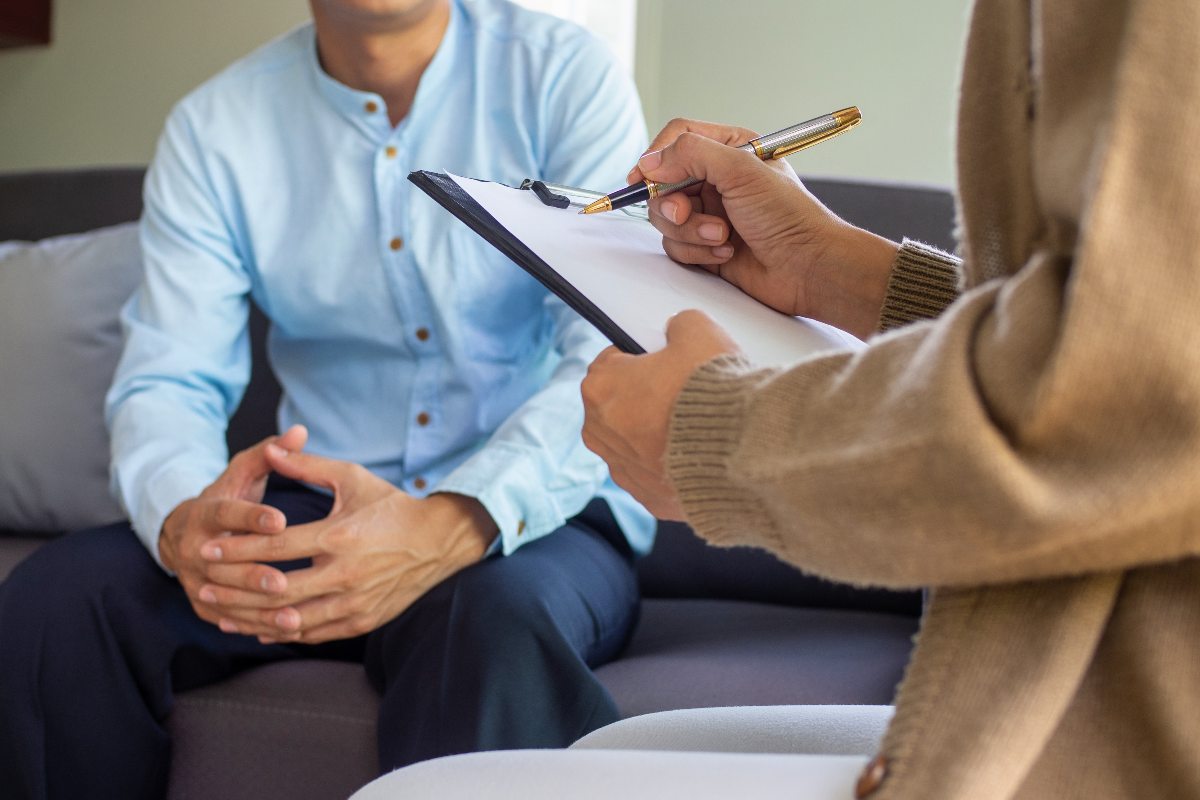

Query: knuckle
left=343, top=593, right=367, bottom=616
left=580, top=374, right=598, bottom=404
left=265, top=536, right=288, bottom=558
left=321, top=524, right=354, bottom=553
left=331, top=569, right=355, bottom=595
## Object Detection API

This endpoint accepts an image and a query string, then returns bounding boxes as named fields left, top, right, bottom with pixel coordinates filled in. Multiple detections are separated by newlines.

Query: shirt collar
left=306, top=0, right=461, bottom=144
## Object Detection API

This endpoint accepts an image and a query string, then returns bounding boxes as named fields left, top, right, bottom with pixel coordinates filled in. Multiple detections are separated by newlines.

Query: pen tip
left=581, top=197, right=612, bottom=215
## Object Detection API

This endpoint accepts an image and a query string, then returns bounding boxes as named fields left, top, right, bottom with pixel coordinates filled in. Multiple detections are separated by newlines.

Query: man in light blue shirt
left=0, top=0, right=653, bottom=795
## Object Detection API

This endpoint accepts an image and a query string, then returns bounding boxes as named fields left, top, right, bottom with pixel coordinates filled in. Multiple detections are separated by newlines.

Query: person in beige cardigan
left=578, top=0, right=1200, bottom=796
left=347, top=0, right=1200, bottom=798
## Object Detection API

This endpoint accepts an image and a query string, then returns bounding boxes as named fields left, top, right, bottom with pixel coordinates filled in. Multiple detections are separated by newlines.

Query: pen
left=580, top=107, right=862, bottom=215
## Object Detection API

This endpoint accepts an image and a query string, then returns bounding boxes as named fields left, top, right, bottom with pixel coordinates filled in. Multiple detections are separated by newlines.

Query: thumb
left=214, top=424, right=309, bottom=497
left=264, top=445, right=346, bottom=491
left=275, top=423, right=309, bottom=453
left=639, top=131, right=763, bottom=193
left=665, top=310, right=740, bottom=360
left=666, top=309, right=718, bottom=339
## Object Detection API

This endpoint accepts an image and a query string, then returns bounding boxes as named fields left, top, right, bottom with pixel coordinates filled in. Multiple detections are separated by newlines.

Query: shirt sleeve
left=436, top=31, right=650, bottom=556
left=666, top=6, right=1200, bottom=589
left=105, top=104, right=253, bottom=570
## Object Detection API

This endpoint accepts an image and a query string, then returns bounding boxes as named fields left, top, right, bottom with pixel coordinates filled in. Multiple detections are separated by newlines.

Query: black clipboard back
left=408, top=170, right=643, bottom=354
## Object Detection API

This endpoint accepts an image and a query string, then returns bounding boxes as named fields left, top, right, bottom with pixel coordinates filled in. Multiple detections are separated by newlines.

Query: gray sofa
left=0, top=168, right=955, bottom=799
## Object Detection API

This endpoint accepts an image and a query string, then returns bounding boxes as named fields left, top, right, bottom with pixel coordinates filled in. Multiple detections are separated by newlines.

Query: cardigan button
left=855, top=755, right=888, bottom=798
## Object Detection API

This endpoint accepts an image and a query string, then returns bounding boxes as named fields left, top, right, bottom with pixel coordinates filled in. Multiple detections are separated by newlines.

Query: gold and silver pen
left=580, top=107, right=862, bottom=215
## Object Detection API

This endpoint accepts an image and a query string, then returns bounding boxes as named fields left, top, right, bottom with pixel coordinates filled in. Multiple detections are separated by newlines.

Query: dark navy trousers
left=0, top=481, right=640, bottom=800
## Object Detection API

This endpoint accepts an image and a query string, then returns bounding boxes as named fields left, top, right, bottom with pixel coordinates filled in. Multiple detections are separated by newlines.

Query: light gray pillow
left=0, top=223, right=142, bottom=533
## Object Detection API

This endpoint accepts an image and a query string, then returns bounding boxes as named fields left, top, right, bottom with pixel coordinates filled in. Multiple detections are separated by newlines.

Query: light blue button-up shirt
left=106, top=0, right=654, bottom=567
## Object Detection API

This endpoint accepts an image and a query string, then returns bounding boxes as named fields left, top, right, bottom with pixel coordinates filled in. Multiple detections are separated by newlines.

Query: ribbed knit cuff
left=877, top=239, right=963, bottom=331
left=666, top=354, right=782, bottom=549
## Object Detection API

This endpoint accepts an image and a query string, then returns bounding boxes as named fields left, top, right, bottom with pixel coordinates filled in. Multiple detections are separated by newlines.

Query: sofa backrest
left=1, top=167, right=949, bottom=616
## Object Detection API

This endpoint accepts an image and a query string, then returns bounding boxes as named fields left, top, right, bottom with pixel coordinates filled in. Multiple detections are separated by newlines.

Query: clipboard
left=410, top=170, right=644, bottom=353
left=409, top=170, right=862, bottom=364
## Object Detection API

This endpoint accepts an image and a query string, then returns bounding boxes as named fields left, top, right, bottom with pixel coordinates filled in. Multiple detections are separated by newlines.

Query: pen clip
left=519, top=179, right=649, bottom=220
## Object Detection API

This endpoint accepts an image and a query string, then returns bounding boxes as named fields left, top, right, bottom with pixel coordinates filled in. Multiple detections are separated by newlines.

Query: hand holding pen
left=607, top=113, right=902, bottom=341
left=582, top=108, right=861, bottom=215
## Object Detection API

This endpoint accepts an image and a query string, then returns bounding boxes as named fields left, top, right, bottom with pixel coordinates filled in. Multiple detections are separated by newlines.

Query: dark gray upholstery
left=0, top=167, right=951, bottom=800
left=594, top=600, right=917, bottom=718
left=167, top=661, right=379, bottom=800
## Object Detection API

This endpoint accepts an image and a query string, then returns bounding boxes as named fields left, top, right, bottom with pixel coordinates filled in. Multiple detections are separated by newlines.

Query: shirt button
left=416, top=411, right=431, bottom=426
left=385, top=146, right=397, bottom=159
left=413, top=477, right=427, bottom=490
left=389, top=237, right=403, bottom=251
left=517, top=520, right=526, bottom=536
left=415, top=327, right=430, bottom=342
left=855, top=755, right=888, bottom=799
left=364, top=100, right=379, bottom=114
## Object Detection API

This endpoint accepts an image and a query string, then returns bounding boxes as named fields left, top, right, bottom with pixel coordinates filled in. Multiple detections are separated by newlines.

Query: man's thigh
left=369, top=498, right=639, bottom=671
left=362, top=499, right=640, bottom=763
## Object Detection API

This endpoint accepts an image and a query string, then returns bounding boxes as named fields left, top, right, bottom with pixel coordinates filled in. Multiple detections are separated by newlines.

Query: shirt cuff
left=877, top=238, right=963, bottom=332
left=435, top=443, right=565, bottom=557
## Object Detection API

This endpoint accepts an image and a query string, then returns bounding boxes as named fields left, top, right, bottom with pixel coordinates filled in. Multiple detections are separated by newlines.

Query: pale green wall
left=0, top=0, right=311, bottom=172
left=635, top=0, right=973, bottom=187
left=0, top=0, right=971, bottom=186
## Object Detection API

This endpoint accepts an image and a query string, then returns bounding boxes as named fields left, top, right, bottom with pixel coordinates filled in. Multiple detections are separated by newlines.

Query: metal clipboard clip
left=518, top=179, right=649, bottom=220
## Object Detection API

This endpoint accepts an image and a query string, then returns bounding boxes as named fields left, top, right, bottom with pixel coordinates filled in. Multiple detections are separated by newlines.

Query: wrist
left=158, top=503, right=189, bottom=572
left=428, top=492, right=496, bottom=564
left=811, top=222, right=900, bottom=340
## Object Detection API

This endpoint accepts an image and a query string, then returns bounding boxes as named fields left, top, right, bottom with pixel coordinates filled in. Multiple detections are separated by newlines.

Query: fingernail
left=199, top=587, right=216, bottom=603
left=698, top=222, right=725, bottom=242
left=660, top=199, right=679, bottom=224
left=275, top=610, right=299, bottom=630
left=201, top=544, right=223, bottom=561
left=218, top=619, right=238, bottom=634
left=259, top=512, right=278, bottom=529
left=639, top=149, right=662, bottom=171
left=260, top=574, right=281, bottom=592
left=266, top=443, right=286, bottom=458
left=713, top=245, right=735, bottom=258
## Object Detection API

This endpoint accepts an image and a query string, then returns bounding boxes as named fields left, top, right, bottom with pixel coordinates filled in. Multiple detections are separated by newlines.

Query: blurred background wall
left=0, top=0, right=971, bottom=185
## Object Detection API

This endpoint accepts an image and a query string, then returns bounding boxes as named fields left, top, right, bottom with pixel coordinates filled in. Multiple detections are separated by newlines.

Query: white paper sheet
left=449, top=174, right=863, bottom=366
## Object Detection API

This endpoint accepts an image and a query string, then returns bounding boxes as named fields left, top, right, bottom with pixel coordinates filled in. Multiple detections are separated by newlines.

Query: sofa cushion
left=0, top=224, right=141, bottom=533
left=167, top=660, right=379, bottom=800
left=0, top=536, right=45, bottom=582
left=641, top=521, right=922, bottom=615
left=593, top=598, right=916, bottom=719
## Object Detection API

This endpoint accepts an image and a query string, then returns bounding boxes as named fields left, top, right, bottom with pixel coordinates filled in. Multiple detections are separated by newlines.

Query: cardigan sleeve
left=666, top=2, right=1200, bottom=589
left=877, top=239, right=963, bottom=332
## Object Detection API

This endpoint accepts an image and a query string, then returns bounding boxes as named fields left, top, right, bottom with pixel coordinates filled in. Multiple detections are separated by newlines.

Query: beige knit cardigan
left=667, top=0, right=1200, bottom=797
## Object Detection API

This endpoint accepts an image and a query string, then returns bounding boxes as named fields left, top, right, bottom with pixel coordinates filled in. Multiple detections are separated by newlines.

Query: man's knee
left=0, top=523, right=158, bottom=631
